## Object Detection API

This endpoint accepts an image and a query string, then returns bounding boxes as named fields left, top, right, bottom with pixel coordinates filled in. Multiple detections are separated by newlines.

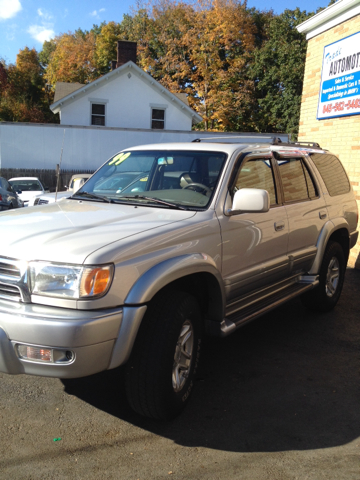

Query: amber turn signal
left=80, top=265, right=113, bottom=298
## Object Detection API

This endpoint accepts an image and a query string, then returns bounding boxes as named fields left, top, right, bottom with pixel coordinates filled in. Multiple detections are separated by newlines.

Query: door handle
left=319, top=210, right=327, bottom=220
left=274, top=221, right=285, bottom=231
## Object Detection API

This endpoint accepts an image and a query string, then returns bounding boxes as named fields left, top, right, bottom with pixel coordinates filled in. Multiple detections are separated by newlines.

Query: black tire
left=125, top=290, right=202, bottom=420
left=301, top=241, right=346, bottom=312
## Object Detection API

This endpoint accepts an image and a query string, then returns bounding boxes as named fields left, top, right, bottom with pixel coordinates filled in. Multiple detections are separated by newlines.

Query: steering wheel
left=183, top=183, right=212, bottom=195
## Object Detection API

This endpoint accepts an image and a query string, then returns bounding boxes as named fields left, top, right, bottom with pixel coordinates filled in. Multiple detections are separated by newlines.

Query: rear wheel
left=301, top=241, right=346, bottom=312
left=125, top=290, right=202, bottom=420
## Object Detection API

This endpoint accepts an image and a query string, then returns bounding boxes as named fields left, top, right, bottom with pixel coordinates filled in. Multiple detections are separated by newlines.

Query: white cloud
left=37, top=8, right=53, bottom=21
left=26, top=8, right=55, bottom=44
left=0, top=0, right=22, bottom=20
left=28, top=25, right=55, bottom=43
left=90, top=8, right=106, bottom=17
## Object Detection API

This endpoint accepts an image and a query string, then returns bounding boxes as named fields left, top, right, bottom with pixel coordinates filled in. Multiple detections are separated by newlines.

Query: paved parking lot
left=1, top=268, right=360, bottom=479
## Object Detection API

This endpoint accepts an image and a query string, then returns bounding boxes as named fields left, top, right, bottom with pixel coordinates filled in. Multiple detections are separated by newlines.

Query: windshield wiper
left=71, top=191, right=113, bottom=203
left=116, top=195, right=186, bottom=210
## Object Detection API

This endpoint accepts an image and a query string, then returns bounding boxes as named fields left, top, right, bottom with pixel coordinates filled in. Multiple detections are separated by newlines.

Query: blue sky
left=0, top=0, right=331, bottom=65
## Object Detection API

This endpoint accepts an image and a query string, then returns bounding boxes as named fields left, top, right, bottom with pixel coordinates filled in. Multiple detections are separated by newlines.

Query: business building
left=297, top=0, right=360, bottom=267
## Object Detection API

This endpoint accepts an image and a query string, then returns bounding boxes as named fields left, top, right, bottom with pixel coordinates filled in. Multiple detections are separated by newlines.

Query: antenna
left=55, top=130, right=66, bottom=203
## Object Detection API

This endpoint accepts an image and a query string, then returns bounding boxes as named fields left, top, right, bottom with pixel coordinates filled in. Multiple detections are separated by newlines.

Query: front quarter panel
left=125, top=253, right=225, bottom=305
left=77, top=211, right=223, bottom=310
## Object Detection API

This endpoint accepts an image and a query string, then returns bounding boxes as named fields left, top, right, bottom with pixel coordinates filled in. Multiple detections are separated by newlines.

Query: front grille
left=0, top=257, right=29, bottom=302
left=34, top=198, right=49, bottom=205
left=0, top=282, right=21, bottom=300
left=0, top=261, right=21, bottom=278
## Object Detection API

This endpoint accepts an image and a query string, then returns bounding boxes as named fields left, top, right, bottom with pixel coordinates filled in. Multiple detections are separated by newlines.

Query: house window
left=91, top=104, right=105, bottom=126
left=151, top=108, right=165, bottom=129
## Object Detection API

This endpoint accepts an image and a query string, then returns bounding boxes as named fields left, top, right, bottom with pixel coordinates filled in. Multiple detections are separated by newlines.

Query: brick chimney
left=116, top=41, right=137, bottom=68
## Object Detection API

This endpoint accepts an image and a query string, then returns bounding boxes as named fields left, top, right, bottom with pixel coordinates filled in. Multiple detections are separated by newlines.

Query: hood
left=0, top=199, right=196, bottom=264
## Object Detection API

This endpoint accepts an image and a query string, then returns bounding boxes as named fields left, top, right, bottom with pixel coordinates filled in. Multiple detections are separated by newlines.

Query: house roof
left=173, top=92, right=189, bottom=106
left=50, top=61, right=202, bottom=125
left=53, top=82, right=85, bottom=103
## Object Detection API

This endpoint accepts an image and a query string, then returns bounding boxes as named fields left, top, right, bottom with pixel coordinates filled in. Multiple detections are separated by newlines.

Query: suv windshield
left=73, top=150, right=227, bottom=209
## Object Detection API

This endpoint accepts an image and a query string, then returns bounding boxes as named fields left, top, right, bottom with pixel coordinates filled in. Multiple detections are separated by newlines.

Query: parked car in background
left=0, top=177, right=23, bottom=211
left=65, top=174, right=92, bottom=192
left=29, top=173, right=92, bottom=206
left=9, top=177, right=48, bottom=207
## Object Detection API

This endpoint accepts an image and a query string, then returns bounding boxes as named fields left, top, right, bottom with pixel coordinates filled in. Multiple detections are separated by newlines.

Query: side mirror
left=228, top=188, right=270, bottom=215
left=15, top=189, right=22, bottom=194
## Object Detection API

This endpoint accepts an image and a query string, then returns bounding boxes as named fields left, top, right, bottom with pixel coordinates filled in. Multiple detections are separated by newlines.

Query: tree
left=0, top=49, right=57, bottom=123
left=2, top=1, right=327, bottom=131
left=248, top=8, right=315, bottom=138
left=45, top=31, right=97, bottom=85
left=0, top=62, right=8, bottom=94
left=39, top=39, right=57, bottom=68
left=95, top=21, right=123, bottom=74
left=134, top=0, right=256, bottom=130
left=11, top=47, right=43, bottom=102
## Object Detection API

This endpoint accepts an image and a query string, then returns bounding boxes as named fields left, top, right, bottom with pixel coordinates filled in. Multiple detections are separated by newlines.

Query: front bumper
left=0, top=298, right=125, bottom=378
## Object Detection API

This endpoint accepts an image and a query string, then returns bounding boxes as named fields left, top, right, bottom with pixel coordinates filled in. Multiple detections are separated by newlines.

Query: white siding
left=59, top=69, right=191, bottom=131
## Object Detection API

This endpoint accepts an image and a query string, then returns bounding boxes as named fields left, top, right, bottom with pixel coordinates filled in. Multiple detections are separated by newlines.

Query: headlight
left=29, top=262, right=114, bottom=299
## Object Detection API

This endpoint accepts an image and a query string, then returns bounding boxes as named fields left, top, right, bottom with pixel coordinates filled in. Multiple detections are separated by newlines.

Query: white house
left=50, top=41, right=202, bottom=131
left=0, top=42, right=289, bottom=177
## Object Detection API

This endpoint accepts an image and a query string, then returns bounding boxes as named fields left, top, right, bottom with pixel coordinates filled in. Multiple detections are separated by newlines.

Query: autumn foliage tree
left=128, top=0, right=256, bottom=130
left=3, top=0, right=335, bottom=132
left=183, top=0, right=255, bottom=130
left=45, top=30, right=98, bottom=86
left=0, top=48, right=56, bottom=123
left=94, top=21, right=124, bottom=74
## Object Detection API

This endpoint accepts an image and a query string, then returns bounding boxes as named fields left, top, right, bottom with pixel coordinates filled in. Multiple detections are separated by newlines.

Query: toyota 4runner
left=0, top=138, right=358, bottom=420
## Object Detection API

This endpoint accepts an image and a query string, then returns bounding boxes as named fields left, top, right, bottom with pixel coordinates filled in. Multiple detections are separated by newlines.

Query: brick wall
left=298, top=15, right=360, bottom=267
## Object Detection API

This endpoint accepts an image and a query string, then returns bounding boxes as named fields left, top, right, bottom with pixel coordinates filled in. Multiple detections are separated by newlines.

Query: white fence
left=0, top=122, right=289, bottom=171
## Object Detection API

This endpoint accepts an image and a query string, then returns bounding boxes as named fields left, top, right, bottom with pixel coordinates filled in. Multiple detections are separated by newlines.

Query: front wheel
left=125, top=290, right=202, bottom=420
left=301, top=241, right=346, bottom=312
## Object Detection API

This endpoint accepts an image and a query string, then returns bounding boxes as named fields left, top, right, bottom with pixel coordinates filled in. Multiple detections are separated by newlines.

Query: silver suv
left=0, top=139, right=358, bottom=420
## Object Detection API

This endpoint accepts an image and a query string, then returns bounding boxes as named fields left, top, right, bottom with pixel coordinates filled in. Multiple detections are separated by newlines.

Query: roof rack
left=271, top=137, right=322, bottom=149
left=191, top=135, right=289, bottom=144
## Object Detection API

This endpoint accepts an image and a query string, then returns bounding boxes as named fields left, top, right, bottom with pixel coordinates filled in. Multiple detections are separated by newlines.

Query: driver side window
left=233, top=158, right=277, bottom=205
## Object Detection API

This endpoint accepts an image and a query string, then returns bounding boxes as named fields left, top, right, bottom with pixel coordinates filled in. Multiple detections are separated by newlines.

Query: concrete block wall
left=298, top=14, right=360, bottom=267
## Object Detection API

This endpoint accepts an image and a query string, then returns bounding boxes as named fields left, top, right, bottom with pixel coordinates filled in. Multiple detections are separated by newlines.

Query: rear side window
left=310, top=153, right=350, bottom=196
left=277, top=158, right=318, bottom=203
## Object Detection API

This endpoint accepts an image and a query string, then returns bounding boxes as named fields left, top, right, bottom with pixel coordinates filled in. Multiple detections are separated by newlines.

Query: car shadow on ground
left=62, top=268, right=360, bottom=453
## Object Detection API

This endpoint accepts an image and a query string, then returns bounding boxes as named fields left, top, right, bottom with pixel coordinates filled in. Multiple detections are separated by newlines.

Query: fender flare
left=309, top=218, right=350, bottom=274
left=109, top=254, right=225, bottom=368
left=125, top=253, right=226, bottom=309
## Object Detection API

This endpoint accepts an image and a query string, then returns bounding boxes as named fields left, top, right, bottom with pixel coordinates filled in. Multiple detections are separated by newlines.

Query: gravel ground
left=1, top=268, right=360, bottom=479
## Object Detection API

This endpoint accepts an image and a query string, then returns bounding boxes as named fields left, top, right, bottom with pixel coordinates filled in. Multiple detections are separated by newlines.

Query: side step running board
left=207, top=279, right=318, bottom=337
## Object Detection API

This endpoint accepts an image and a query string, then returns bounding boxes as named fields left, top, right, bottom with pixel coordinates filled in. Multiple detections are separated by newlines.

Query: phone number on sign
left=323, top=99, right=360, bottom=113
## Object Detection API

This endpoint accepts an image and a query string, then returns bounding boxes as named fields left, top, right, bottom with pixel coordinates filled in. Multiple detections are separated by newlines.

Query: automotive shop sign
left=318, top=32, right=360, bottom=120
